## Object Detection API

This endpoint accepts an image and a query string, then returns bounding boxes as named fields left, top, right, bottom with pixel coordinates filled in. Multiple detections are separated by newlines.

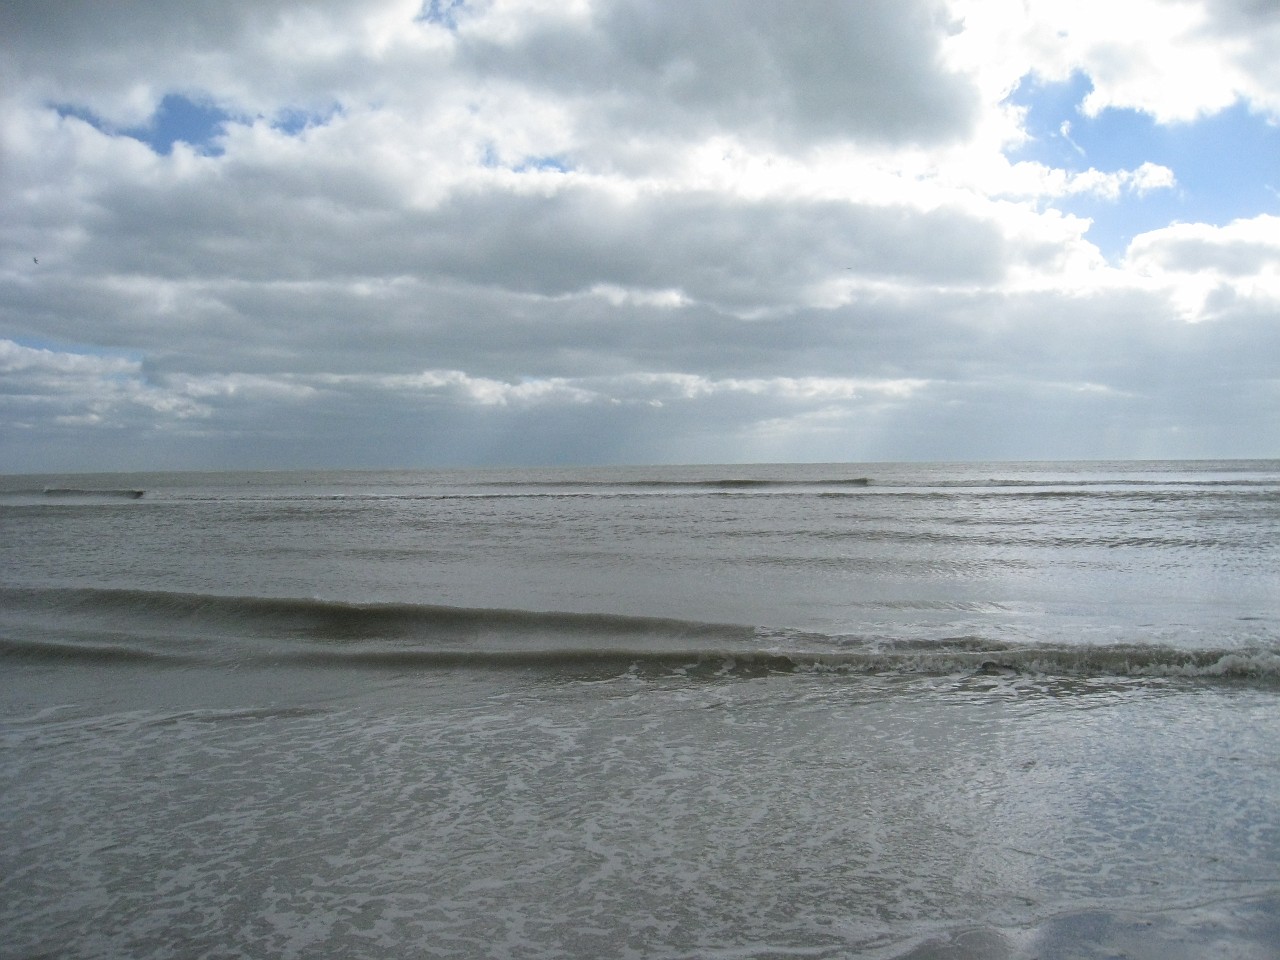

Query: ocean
left=1, top=460, right=1278, bottom=959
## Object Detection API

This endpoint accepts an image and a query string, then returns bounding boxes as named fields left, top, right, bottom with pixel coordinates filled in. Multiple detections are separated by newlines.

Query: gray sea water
left=2, top=460, right=1279, bottom=959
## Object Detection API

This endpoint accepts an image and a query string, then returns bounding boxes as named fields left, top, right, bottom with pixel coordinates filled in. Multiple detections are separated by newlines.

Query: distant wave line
left=40, top=487, right=145, bottom=499
left=53, top=476, right=1276, bottom=505
left=472, top=477, right=874, bottom=491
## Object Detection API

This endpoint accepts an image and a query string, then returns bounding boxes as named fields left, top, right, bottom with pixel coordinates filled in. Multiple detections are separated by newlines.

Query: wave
left=40, top=487, right=145, bottom=499
left=434, top=472, right=1276, bottom=495
left=917, top=478, right=1279, bottom=489
left=1, top=586, right=1276, bottom=684
left=265, top=643, right=1280, bottom=682
left=0, top=635, right=194, bottom=665
left=481, top=477, right=873, bottom=491
left=0, top=487, right=147, bottom=503
left=155, top=478, right=1280, bottom=506
left=1, top=630, right=1275, bottom=683
left=0, top=585, right=754, bottom=643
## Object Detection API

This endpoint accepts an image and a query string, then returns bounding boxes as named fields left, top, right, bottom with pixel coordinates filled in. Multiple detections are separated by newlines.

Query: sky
left=2, top=0, right=1278, bottom=471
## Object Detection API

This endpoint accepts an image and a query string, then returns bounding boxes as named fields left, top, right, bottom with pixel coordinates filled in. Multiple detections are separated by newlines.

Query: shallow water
left=2, top=461, right=1278, bottom=958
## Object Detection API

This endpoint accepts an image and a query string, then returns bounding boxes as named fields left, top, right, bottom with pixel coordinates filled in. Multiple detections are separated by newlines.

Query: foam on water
left=2, top=665, right=1278, bottom=959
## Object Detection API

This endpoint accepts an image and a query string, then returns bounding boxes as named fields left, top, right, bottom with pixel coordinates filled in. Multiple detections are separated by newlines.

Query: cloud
left=1127, top=214, right=1280, bottom=277
left=1124, top=214, right=1280, bottom=319
left=1198, top=0, right=1280, bottom=115
left=999, top=160, right=1177, bottom=202
left=455, top=0, right=979, bottom=148
left=0, top=0, right=439, bottom=125
left=949, top=0, right=1280, bottom=121
left=0, top=339, right=207, bottom=429
left=1, top=0, right=1278, bottom=469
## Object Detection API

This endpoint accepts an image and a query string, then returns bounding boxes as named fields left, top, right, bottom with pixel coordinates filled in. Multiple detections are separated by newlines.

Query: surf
left=3, top=585, right=1276, bottom=684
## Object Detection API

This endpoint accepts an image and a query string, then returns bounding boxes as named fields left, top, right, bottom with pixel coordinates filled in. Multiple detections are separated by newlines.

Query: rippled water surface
left=2, top=461, right=1278, bottom=958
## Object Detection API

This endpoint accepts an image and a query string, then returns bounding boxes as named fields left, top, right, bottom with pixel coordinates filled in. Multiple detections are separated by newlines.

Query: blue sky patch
left=419, top=0, right=466, bottom=29
left=1007, top=72, right=1280, bottom=258
left=53, top=102, right=120, bottom=141
left=478, top=143, right=573, bottom=173
left=55, top=94, right=232, bottom=156
left=127, top=94, right=230, bottom=156
left=271, top=104, right=343, bottom=136
left=514, top=155, right=573, bottom=174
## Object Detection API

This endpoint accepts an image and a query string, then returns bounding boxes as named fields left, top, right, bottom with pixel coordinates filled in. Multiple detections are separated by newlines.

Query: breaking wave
left=0, top=487, right=147, bottom=503
left=40, top=487, right=145, bottom=499
left=1, top=586, right=1276, bottom=683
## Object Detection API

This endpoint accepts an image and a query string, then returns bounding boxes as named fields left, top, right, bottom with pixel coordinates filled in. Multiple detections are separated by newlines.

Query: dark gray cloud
left=459, top=0, right=977, bottom=147
left=0, top=0, right=391, bottom=121
left=63, top=175, right=1008, bottom=293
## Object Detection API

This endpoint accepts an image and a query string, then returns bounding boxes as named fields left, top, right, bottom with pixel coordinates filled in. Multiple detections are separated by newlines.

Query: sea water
left=1, top=461, right=1278, bottom=959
